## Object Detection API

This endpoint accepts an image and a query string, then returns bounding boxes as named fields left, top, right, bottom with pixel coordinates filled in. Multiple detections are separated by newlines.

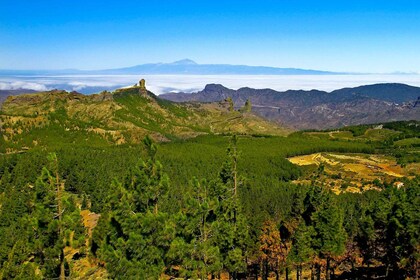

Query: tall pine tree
left=92, top=136, right=175, bottom=279
left=216, top=135, right=250, bottom=278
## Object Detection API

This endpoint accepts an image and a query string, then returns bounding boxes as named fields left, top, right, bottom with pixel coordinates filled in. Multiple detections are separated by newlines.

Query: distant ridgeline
left=0, top=79, right=287, bottom=153
left=160, top=83, right=420, bottom=130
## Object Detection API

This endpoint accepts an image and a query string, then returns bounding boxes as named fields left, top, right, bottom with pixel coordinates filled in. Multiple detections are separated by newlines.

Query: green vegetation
left=0, top=88, right=419, bottom=279
left=1, top=129, right=418, bottom=279
left=226, top=97, right=234, bottom=112
left=240, top=99, right=252, bottom=113
left=0, top=89, right=286, bottom=152
left=394, top=137, right=420, bottom=147
left=0, top=153, right=85, bottom=279
left=300, top=120, right=420, bottom=166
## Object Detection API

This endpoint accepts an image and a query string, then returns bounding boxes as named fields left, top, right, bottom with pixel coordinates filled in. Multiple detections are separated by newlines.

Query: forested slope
left=0, top=83, right=419, bottom=279
left=0, top=86, right=286, bottom=154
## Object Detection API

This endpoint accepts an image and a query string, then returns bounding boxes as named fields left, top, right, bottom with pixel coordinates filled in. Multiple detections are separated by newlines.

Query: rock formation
left=138, top=79, right=148, bottom=96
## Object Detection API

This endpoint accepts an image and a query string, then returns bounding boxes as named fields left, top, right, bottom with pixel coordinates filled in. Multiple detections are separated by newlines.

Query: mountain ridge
left=0, top=84, right=288, bottom=153
left=160, top=83, right=420, bottom=130
left=0, top=59, right=342, bottom=75
left=0, top=89, right=37, bottom=105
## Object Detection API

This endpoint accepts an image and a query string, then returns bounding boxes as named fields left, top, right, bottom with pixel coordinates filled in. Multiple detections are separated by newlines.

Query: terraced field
left=288, top=152, right=419, bottom=193
left=304, top=127, right=401, bottom=142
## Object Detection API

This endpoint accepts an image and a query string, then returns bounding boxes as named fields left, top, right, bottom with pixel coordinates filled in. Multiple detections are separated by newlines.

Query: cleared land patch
left=288, top=152, right=419, bottom=193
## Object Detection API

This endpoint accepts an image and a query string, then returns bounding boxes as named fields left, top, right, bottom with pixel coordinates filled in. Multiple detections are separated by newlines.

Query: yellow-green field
left=288, top=152, right=419, bottom=193
left=304, top=128, right=401, bottom=142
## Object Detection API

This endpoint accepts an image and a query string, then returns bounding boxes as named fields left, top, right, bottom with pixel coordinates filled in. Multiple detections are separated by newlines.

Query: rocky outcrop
left=138, top=79, right=148, bottom=96
left=0, top=89, right=38, bottom=106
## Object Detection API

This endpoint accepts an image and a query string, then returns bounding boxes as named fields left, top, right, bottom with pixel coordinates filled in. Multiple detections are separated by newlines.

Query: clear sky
left=1, top=0, right=420, bottom=72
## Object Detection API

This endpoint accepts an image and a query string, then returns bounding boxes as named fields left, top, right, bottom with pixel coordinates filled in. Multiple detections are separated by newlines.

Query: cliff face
left=160, top=83, right=420, bottom=130
left=137, top=79, right=148, bottom=96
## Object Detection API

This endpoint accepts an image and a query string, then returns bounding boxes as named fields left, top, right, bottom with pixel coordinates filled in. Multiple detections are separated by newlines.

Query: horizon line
left=0, top=59, right=418, bottom=75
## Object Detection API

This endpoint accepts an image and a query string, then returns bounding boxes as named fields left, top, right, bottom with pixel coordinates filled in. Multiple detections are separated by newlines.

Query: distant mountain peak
left=203, top=84, right=229, bottom=92
left=170, top=59, right=197, bottom=65
left=160, top=83, right=420, bottom=130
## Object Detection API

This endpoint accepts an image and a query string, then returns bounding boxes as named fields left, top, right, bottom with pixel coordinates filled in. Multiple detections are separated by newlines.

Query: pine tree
left=289, top=224, right=315, bottom=280
left=29, top=153, right=83, bottom=279
left=397, top=179, right=420, bottom=278
left=168, top=178, right=222, bottom=279
left=226, top=97, right=234, bottom=112
left=131, top=135, right=169, bottom=214
left=365, top=180, right=420, bottom=278
left=259, top=220, right=287, bottom=280
left=241, top=99, right=252, bottom=113
left=217, top=135, right=250, bottom=278
left=92, top=136, right=174, bottom=279
left=312, top=196, right=346, bottom=280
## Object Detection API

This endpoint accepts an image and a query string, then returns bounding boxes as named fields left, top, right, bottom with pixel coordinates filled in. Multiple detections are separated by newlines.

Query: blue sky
left=1, top=0, right=420, bottom=72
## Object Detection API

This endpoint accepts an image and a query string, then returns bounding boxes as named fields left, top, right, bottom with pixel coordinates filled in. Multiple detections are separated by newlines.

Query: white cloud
left=1, top=74, right=420, bottom=94
left=140, top=74, right=420, bottom=94
left=0, top=81, right=49, bottom=91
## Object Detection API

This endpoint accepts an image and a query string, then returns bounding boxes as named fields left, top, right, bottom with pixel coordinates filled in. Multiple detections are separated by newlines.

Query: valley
left=0, top=83, right=419, bottom=280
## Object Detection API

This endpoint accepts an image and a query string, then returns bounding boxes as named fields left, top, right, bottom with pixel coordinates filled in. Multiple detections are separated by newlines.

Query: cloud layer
left=0, top=81, right=49, bottom=91
left=1, top=74, right=420, bottom=95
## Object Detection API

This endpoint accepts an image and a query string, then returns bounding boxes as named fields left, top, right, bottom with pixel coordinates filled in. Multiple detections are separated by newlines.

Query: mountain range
left=160, top=83, right=420, bottom=130
left=0, top=85, right=287, bottom=152
left=2, top=82, right=419, bottom=137
left=0, top=89, right=37, bottom=104
left=0, top=59, right=339, bottom=75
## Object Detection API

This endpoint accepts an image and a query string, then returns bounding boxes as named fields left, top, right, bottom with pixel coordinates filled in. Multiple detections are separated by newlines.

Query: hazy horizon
left=2, top=74, right=420, bottom=95
left=0, top=59, right=418, bottom=75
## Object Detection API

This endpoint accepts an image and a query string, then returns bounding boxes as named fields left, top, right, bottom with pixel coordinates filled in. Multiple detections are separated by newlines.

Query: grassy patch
left=394, top=137, right=420, bottom=147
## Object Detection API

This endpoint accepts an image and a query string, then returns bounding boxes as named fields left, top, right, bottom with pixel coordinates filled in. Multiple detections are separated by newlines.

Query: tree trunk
left=285, top=266, right=289, bottom=280
left=385, top=264, right=390, bottom=278
left=311, top=264, right=314, bottom=280
left=316, top=264, right=321, bottom=280
left=60, top=250, right=65, bottom=280
left=57, top=173, right=65, bottom=280
left=48, top=155, right=66, bottom=280
left=255, top=266, right=259, bottom=280
left=331, top=267, right=335, bottom=280
left=275, top=269, right=279, bottom=280
left=326, top=258, right=330, bottom=280
left=296, top=265, right=301, bottom=280
left=263, top=260, right=268, bottom=280
left=233, top=149, right=237, bottom=196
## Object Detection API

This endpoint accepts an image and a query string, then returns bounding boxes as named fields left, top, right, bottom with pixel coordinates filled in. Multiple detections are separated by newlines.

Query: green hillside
left=0, top=86, right=287, bottom=153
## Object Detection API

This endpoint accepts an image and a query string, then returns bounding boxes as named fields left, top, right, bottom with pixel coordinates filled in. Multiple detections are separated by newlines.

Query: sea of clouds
left=1, top=74, right=420, bottom=95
